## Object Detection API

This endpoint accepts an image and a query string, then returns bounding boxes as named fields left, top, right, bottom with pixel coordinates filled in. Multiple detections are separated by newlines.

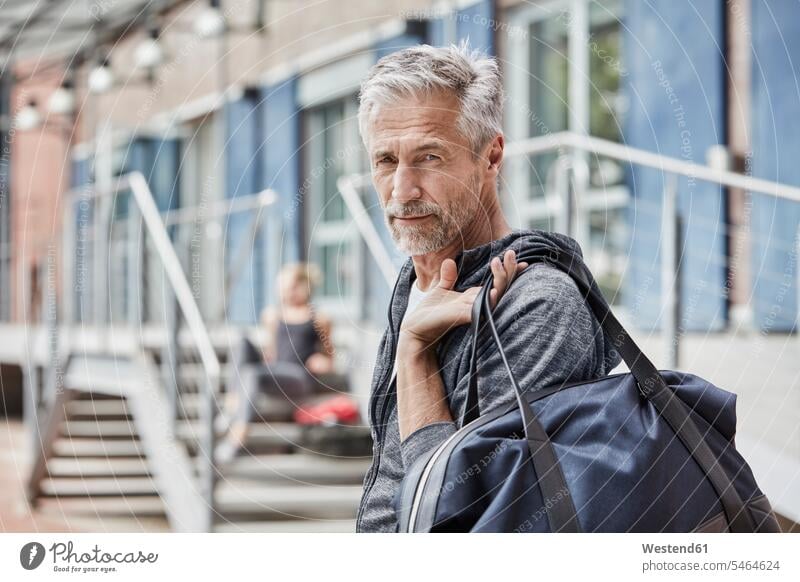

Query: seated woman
left=216, top=262, right=335, bottom=463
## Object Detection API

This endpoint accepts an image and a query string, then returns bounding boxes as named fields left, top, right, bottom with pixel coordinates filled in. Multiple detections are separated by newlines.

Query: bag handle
left=461, top=245, right=755, bottom=532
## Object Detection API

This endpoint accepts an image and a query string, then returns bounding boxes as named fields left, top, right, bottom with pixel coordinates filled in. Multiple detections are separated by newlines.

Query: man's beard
left=384, top=173, right=481, bottom=256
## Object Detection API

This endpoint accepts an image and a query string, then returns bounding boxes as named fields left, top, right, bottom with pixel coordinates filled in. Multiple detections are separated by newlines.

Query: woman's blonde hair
left=278, top=262, right=323, bottom=290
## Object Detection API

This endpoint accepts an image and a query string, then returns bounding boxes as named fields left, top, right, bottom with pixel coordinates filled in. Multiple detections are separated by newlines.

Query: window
left=503, top=0, right=628, bottom=303
left=303, top=96, right=369, bottom=319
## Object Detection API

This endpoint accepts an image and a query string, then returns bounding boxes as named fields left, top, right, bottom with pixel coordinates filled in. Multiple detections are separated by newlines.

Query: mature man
left=355, top=43, right=621, bottom=533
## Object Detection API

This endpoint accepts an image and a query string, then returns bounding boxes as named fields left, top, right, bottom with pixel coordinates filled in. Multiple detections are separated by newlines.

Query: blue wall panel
left=120, top=137, right=181, bottom=213
left=261, top=76, right=302, bottom=312
left=225, top=94, right=263, bottom=323
left=750, top=0, right=800, bottom=332
left=455, top=0, right=494, bottom=54
left=429, top=0, right=494, bottom=53
left=70, top=157, right=91, bottom=188
left=622, top=0, right=727, bottom=332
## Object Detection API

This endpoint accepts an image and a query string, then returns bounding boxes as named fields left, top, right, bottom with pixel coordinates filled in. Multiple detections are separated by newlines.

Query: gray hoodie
left=355, top=228, right=623, bottom=533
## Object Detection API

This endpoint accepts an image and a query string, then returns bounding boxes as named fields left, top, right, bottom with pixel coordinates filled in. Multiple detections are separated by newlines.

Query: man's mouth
left=394, top=214, right=432, bottom=224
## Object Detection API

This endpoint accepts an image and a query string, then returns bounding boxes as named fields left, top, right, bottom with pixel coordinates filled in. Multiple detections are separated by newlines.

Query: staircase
left=27, top=350, right=372, bottom=532
left=27, top=171, right=372, bottom=533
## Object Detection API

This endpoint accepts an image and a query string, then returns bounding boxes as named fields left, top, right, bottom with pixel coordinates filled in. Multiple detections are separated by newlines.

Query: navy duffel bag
left=396, top=246, right=781, bottom=533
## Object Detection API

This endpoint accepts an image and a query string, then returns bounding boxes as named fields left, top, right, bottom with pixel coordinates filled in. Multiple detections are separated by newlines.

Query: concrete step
left=214, top=519, right=356, bottom=533
left=46, top=457, right=151, bottom=478
left=40, top=477, right=158, bottom=497
left=180, top=422, right=302, bottom=453
left=61, top=420, right=141, bottom=440
left=52, top=438, right=146, bottom=458
left=61, top=419, right=307, bottom=444
left=65, top=399, right=134, bottom=421
left=212, top=453, right=370, bottom=485
left=65, top=393, right=295, bottom=422
left=215, top=482, right=362, bottom=521
left=36, top=496, right=167, bottom=517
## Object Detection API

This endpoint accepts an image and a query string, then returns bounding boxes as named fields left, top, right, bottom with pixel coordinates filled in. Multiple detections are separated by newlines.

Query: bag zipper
left=407, top=415, right=479, bottom=531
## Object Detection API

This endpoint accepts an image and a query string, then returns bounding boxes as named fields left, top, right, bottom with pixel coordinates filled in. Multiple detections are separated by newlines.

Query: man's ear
left=485, top=134, right=504, bottom=176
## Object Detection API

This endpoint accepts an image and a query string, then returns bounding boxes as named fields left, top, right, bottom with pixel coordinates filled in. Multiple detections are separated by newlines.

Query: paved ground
left=1, top=418, right=76, bottom=532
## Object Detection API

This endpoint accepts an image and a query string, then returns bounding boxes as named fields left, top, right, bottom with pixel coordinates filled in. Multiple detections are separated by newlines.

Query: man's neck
left=412, top=203, right=512, bottom=292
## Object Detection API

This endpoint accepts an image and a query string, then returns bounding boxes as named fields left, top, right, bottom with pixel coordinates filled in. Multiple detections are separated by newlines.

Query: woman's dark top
left=275, top=307, right=325, bottom=369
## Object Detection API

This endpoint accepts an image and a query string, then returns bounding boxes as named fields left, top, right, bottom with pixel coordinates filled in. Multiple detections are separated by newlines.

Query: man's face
left=365, top=91, right=487, bottom=256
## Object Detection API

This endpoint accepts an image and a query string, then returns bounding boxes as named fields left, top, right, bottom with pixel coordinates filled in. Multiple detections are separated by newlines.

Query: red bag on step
left=293, top=395, right=361, bottom=426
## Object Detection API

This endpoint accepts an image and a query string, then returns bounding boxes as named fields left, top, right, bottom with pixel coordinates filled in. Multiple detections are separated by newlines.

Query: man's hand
left=396, top=249, right=528, bottom=440
left=399, top=249, right=529, bottom=349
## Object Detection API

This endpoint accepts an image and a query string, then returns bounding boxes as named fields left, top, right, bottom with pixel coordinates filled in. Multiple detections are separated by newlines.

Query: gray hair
left=357, top=42, right=505, bottom=156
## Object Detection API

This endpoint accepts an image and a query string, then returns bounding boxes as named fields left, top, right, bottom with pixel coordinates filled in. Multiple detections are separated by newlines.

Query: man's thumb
left=435, top=258, right=458, bottom=290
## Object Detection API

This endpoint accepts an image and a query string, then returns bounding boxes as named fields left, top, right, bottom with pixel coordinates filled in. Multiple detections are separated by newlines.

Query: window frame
left=503, top=0, right=630, bottom=304
left=302, top=95, right=368, bottom=322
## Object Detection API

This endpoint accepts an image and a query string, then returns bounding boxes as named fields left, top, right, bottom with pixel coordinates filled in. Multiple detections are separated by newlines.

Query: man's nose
left=391, top=165, right=422, bottom=203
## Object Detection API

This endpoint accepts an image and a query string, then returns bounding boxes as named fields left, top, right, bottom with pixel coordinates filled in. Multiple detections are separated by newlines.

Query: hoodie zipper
left=356, top=267, right=407, bottom=532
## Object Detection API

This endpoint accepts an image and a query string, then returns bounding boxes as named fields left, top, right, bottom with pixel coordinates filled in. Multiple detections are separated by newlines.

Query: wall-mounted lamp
left=194, top=0, right=226, bottom=39
left=15, top=99, right=42, bottom=131
left=48, top=78, right=75, bottom=116
left=135, top=27, right=164, bottom=69
left=88, top=56, right=114, bottom=94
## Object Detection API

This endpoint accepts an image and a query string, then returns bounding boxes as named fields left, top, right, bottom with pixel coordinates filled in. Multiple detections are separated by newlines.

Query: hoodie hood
left=390, top=227, right=622, bottom=377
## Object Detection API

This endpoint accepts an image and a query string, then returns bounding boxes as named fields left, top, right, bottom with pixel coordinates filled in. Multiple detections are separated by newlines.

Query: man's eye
left=424, top=153, right=440, bottom=161
left=375, top=157, right=394, bottom=166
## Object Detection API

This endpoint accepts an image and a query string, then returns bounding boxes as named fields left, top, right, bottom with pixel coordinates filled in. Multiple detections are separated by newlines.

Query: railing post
left=161, top=271, right=180, bottom=435
left=43, top=242, right=60, bottom=408
left=569, top=149, right=591, bottom=251
left=553, top=154, right=572, bottom=237
left=96, top=193, right=114, bottom=329
left=127, top=203, right=142, bottom=326
left=23, top=349, right=41, bottom=461
left=796, top=225, right=800, bottom=347
left=662, top=173, right=681, bottom=369
left=200, top=373, right=218, bottom=532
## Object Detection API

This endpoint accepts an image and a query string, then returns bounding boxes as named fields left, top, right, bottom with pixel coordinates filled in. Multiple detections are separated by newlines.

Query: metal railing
left=337, top=131, right=800, bottom=368
left=55, top=172, right=280, bottom=531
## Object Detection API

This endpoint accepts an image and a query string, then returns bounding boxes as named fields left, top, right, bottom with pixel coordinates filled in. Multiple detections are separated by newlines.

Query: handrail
left=337, top=131, right=800, bottom=286
left=123, top=172, right=220, bottom=532
left=67, top=180, right=275, bottom=226
left=126, top=173, right=221, bottom=380
left=69, top=172, right=222, bottom=381
left=504, top=131, right=800, bottom=202
left=64, top=171, right=221, bottom=531
left=337, top=131, right=800, bottom=369
left=163, top=188, right=277, bottom=227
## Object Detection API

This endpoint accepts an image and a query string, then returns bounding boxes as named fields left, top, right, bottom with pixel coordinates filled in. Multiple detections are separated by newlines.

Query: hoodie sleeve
left=468, top=261, right=619, bottom=418
left=399, top=420, right=457, bottom=470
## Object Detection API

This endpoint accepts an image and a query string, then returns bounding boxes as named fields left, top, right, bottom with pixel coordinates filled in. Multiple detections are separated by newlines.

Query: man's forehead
left=370, top=135, right=452, bottom=153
